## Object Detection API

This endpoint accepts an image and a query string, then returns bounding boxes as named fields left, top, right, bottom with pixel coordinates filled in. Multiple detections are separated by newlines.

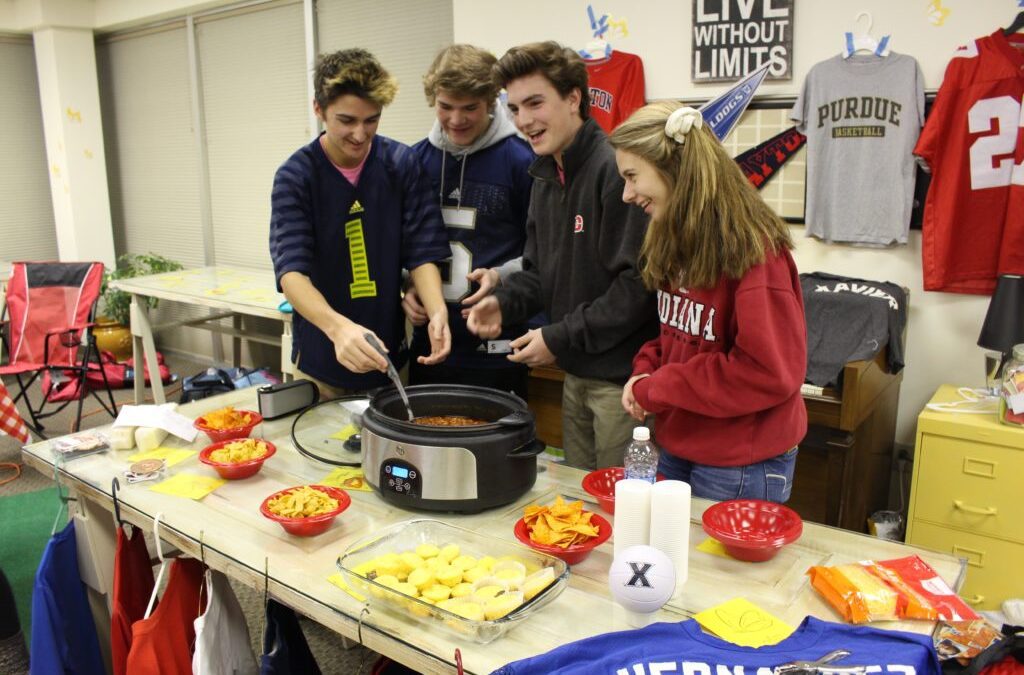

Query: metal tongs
left=363, top=333, right=414, bottom=421
left=774, top=649, right=868, bottom=675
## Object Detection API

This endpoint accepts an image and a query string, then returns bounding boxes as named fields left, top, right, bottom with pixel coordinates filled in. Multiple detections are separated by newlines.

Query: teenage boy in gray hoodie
left=468, top=41, right=657, bottom=470
left=404, top=44, right=536, bottom=397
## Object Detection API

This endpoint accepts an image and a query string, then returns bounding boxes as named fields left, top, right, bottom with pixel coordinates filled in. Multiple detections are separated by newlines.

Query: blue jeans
left=657, top=447, right=798, bottom=503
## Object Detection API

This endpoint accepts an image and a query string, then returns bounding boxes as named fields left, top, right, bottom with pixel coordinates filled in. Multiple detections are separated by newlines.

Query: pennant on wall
left=698, top=63, right=770, bottom=142
left=734, top=126, right=807, bottom=190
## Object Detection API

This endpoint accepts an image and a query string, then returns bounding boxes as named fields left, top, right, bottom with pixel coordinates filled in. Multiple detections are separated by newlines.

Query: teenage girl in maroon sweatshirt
left=609, top=102, right=807, bottom=503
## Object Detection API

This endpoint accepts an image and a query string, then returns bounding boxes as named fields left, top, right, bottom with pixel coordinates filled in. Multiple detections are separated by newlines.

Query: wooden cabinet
left=789, top=349, right=903, bottom=533
left=906, top=385, right=1024, bottom=610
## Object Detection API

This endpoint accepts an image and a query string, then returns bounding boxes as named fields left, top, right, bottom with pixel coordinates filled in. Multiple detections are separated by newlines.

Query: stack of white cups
left=649, top=480, right=692, bottom=590
left=612, top=478, right=692, bottom=585
left=613, top=479, right=652, bottom=557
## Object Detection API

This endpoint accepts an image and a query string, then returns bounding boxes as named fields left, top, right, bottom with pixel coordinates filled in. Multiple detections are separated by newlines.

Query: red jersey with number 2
left=915, top=30, right=1024, bottom=295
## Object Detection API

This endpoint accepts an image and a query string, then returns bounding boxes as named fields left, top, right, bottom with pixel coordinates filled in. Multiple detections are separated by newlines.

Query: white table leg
left=281, top=321, right=294, bottom=381
left=232, top=314, right=242, bottom=369
left=130, top=295, right=165, bottom=404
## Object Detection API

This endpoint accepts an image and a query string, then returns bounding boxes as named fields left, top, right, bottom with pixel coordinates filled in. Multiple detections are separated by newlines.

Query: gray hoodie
left=427, top=103, right=524, bottom=280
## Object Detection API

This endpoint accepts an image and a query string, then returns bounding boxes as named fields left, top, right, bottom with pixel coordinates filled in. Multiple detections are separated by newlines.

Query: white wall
left=454, top=0, right=1009, bottom=97
left=455, top=0, right=1017, bottom=444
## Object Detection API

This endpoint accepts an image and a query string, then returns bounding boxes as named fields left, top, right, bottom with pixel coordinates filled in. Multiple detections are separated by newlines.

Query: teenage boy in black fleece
left=467, top=41, right=657, bottom=470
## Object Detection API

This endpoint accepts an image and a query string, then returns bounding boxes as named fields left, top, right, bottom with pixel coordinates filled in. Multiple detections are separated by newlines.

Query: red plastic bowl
left=581, top=467, right=664, bottom=515
left=199, top=439, right=276, bottom=480
left=701, top=499, right=802, bottom=562
left=194, top=409, right=263, bottom=443
left=513, top=512, right=612, bottom=565
left=260, top=485, right=352, bottom=537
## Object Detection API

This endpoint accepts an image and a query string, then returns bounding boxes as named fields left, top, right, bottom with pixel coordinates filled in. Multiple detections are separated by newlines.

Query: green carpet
left=0, top=487, right=59, bottom=639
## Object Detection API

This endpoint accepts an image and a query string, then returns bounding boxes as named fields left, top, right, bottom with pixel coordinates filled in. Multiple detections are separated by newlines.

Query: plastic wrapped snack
left=808, top=563, right=900, bottom=623
left=807, top=556, right=977, bottom=624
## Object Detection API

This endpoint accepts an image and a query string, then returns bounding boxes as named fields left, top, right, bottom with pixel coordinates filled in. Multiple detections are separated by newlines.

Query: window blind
left=317, top=0, right=453, bottom=145
left=0, top=37, right=58, bottom=261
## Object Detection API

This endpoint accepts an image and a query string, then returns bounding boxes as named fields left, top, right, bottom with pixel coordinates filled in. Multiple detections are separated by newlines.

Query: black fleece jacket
left=494, top=118, right=658, bottom=385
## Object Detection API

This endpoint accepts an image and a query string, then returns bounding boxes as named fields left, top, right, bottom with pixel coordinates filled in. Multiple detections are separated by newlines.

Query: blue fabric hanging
left=30, top=520, right=105, bottom=675
left=259, top=599, right=320, bottom=675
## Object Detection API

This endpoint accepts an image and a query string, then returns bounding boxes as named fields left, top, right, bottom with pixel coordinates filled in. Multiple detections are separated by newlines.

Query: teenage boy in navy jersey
left=270, top=48, right=451, bottom=397
left=402, top=44, right=534, bottom=398
left=467, top=42, right=657, bottom=470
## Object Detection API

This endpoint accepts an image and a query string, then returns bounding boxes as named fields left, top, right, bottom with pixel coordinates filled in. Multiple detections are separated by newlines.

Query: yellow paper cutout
left=694, top=597, right=794, bottom=647
left=128, top=446, right=195, bottom=468
left=329, top=424, right=359, bottom=441
left=697, top=537, right=732, bottom=558
left=321, top=467, right=372, bottom=492
left=327, top=573, right=366, bottom=602
left=150, top=473, right=225, bottom=500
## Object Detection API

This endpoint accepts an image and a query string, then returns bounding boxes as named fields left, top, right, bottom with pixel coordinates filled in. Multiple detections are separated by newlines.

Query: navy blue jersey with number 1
left=270, top=134, right=449, bottom=390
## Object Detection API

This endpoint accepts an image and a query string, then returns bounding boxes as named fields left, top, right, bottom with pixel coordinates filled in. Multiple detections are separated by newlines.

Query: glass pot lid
left=290, top=396, right=369, bottom=466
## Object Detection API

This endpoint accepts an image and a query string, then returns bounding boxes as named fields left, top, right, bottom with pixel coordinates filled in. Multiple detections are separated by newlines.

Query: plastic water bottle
left=624, top=427, right=659, bottom=483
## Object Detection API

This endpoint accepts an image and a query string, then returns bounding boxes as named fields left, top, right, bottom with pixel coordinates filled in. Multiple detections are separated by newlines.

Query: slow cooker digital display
left=382, top=460, right=421, bottom=498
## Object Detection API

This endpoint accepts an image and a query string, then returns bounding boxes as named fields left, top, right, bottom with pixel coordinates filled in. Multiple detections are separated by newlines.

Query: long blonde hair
left=609, top=101, right=792, bottom=290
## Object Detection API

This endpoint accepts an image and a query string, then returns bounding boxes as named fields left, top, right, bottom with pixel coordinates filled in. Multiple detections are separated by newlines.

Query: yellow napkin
left=694, top=597, right=794, bottom=647
left=128, top=447, right=195, bottom=468
left=150, top=473, right=225, bottom=500
left=321, top=467, right=372, bottom=491
left=697, top=537, right=733, bottom=558
left=327, top=573, right=367, bottom=602
left=329, top=424, right=359, bottom=441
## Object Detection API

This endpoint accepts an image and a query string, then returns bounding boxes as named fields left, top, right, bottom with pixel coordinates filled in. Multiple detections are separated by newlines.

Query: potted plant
left=96, top=253, right=184, bottom=360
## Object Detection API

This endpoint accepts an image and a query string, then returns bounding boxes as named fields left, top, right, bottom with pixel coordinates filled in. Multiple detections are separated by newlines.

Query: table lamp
left=977, top=274, right=1024, bottom=390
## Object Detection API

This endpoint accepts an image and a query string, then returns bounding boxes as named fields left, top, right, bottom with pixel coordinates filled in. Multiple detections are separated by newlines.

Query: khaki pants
left=295, top=368, right=364, bottom=400
left=561, top=373, right=636, bottom=470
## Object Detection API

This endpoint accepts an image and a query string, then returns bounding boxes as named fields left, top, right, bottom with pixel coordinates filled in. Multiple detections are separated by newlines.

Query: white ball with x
left=608, top=545, right=676, bottom=614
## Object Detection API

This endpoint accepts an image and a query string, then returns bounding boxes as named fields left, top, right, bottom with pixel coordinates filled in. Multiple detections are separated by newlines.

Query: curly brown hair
left=314, top=48, right=398, bottom=110
left=609, top=101, right=793, bottom=290
left=422, top=44, right=499, bottom=106
left=494, top=41, right=589, bottom=119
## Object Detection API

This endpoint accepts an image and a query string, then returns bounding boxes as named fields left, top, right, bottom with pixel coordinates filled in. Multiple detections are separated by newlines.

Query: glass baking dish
left=336, top=518, right=570, bottom=643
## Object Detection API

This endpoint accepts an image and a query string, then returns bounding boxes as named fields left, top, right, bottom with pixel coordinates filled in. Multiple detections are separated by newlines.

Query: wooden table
left=22, top=389, right=966, bottom=674
left=110, top=266, right=292, bottom=404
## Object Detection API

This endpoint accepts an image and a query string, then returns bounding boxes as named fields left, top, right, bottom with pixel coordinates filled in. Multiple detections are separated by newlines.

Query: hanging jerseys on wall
left=584, top=50, right=646, bottom=133
left=791, top=53, right=925, bottom=247
left=494, top=616, right=940, bottom=675
left=914, top=30, right=1024, bottom=295
left=800, top=272, right=908, bottom=387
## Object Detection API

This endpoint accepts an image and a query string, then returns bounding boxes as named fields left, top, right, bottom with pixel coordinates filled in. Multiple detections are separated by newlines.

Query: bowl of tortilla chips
left=194, top=406, right=262, bottom=442
left=513, top=496, right=612, bottom=565
left=260, top=485, right=351, bottom=536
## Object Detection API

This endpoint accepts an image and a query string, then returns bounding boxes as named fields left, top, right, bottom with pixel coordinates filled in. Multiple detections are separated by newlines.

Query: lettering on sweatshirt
left=656, top=289, right=718, bottom=342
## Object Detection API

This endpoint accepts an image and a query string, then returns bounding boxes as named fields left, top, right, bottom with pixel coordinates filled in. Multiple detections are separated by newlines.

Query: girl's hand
left=622, top=374, right=651, bottom=421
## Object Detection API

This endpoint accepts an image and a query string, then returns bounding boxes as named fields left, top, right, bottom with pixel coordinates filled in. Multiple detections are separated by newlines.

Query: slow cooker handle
left=506, top=438, right=546, bottom=459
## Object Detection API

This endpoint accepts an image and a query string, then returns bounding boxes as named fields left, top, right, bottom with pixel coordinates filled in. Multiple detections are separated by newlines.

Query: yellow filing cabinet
left=906, top=385, right=1024, bottom=610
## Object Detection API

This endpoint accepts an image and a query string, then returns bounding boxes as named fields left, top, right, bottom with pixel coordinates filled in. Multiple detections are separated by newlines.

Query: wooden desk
left=527, top=352, right=902, bottom=533
left=110, top=266, right=292, bottom=404
left=23, top=389, right=963, bottom=674
left=793, top=349, right=903, bottom=533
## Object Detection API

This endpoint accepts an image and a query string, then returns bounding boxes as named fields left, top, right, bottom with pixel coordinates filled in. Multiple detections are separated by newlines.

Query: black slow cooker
left=360, top=384, right=543, bottom=513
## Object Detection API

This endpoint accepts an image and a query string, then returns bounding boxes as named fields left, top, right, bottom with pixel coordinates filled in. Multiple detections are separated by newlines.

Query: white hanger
left=580, top=38, right=612, bottom=61
left=843, top=12, right=891, bottom=58
left=144, top=512, right=168, bottom=619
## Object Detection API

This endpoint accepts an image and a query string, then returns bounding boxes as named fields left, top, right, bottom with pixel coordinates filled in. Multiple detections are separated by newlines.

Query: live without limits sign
left=692, top=0, right=793, bottom=83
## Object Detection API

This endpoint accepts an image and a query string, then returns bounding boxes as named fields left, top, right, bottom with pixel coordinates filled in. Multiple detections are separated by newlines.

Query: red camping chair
left=0, top=261, right=118, bottom=436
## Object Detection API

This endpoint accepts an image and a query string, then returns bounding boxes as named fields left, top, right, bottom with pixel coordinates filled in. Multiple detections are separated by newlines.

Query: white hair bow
left=664, top=107, right=703, bottom=144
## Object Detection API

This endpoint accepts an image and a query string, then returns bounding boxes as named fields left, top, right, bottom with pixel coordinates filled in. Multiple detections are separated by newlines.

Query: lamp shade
left=978, top=274, right=1024, bottom=354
